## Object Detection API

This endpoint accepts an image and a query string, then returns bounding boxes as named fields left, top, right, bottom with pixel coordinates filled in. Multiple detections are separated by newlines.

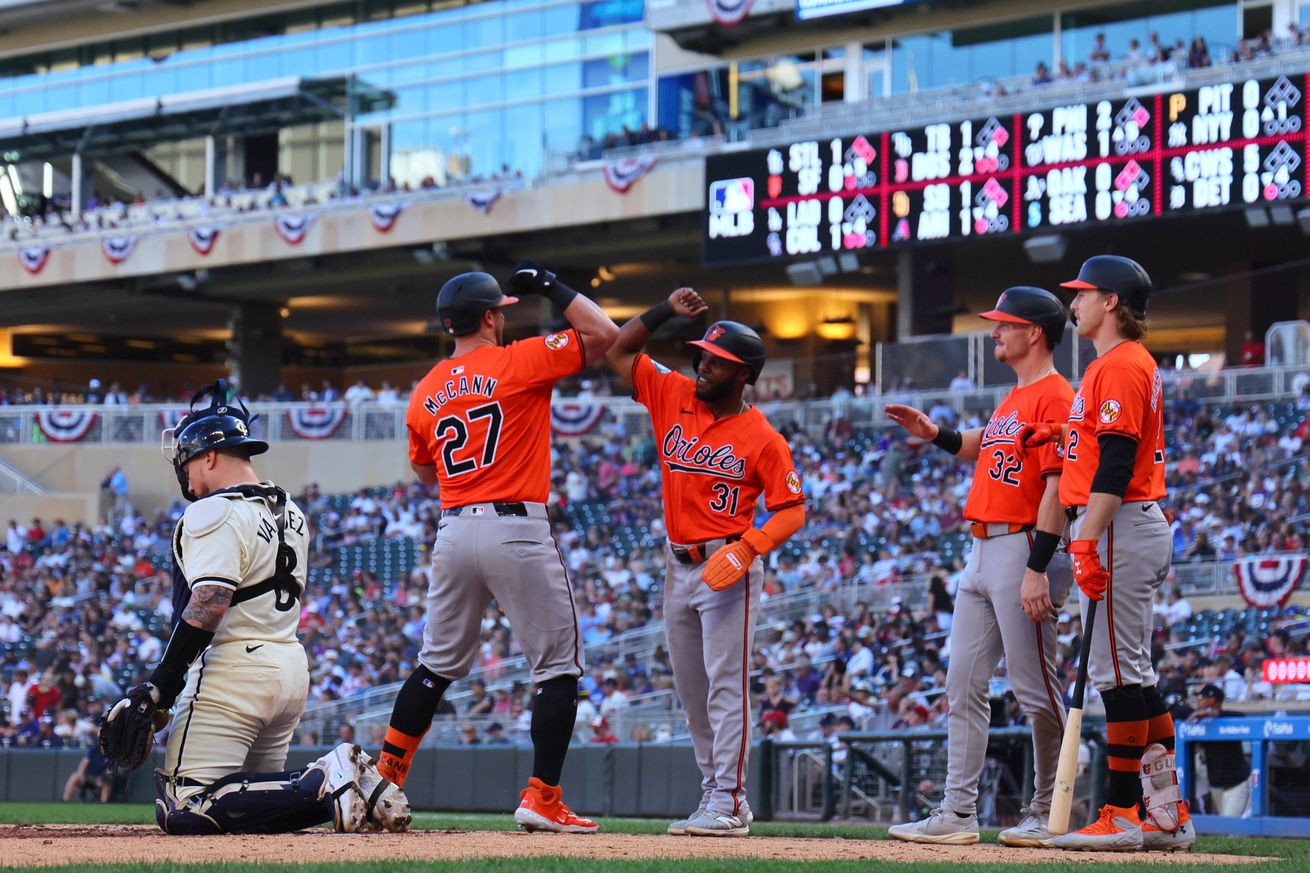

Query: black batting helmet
left=162, top=380, right=268, bottom=501
left=689, top=321, right=766, bottom=385
left=436, top=272, right=518, bottom=336
left=1061, top=255, right=1153, bottom=317
left=979, top=286, right=1067, bottom=346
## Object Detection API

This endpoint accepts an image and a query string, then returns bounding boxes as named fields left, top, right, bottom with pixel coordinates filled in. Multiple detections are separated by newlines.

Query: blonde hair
left=1114, top=304, right=1148, bottom=341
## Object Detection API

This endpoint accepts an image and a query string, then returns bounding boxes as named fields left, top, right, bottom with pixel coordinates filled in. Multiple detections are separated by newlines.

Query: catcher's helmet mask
left=688, top=321, right=766, bottom=385
left=979, top=285, right=1067, bottom=346
left=162, top=379, right=269, bottom=501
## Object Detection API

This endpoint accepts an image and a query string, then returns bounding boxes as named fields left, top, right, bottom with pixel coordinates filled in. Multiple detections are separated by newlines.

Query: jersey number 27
left=435, top=402, right=503, bottom=477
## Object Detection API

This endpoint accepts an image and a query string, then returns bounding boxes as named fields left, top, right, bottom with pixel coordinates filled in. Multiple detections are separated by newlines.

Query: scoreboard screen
left=703, top=74, right=1307, bottom=266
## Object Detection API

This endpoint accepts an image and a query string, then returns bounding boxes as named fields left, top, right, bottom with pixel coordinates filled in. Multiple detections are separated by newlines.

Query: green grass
left=2, top=803, right=1306, bottom=873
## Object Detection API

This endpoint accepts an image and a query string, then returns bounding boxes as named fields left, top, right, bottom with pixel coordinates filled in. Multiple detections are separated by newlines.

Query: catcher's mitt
left=99, top=683, right=164, bottom=771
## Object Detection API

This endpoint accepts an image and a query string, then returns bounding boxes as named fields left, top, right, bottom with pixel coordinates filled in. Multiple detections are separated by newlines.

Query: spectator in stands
left=1089, top=32, right=1111, bottom=65
left=26, top=671, right=61, bottom=720
left=1188, top=36, right=1212, bottom=69
left=459, top=723, right=481, bottom=745
left=485, top=722, right=511, bottom=745
left=1240, top=330, right=1265, bottom=367
left=589, top=716, right=619, bottom=744
left=344, top=378, right=375, bottom=406
left=948, top=370, right=975, bottom=393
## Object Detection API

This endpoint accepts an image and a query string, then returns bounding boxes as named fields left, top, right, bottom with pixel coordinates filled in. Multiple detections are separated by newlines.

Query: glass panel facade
left=0, top=0, right=648, bottom=184
left=1061, top=2, right=1238, bottom=72
left=890, top=17, right=1052, bottom=93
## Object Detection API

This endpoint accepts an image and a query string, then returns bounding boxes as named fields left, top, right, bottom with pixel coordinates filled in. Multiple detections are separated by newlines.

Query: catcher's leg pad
left=155, top=765, right=333, bottom=835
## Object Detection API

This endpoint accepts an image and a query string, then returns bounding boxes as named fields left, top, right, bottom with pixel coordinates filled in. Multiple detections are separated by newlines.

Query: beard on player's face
left=694, top=357, right=745, bottom=402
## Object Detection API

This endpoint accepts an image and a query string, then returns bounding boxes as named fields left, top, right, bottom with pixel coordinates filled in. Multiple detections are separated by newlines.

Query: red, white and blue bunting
left=187, top=225, right=221, bottom=255
left=273, top=213, right=312, bottom=245
left=18, top=245, right=50, bottom=275
left=159, top=409, right=189, bottom=430
left=465, top=189, right=502, bottom=214
left=368, top=202, right=404, bottom=233
left=286, top=405, right=348, bottom=440
left=35, top=409, right=98, bottom=443
left=101, top=235, right=138, bottom=264
left=1234, top=555, right=1308, bottom=608
left=603, top=155, right=657, bottom=193
left=550, top=403, right=604, bottom=437
left=707, top=0, right=754, bottom=26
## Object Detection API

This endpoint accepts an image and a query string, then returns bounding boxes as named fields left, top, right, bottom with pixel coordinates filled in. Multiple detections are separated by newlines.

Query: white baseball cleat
left=358, top=749, right=412, bottom=832
left=312, top=742, right=368, bottom=833
left=887, top=808, right=980, bottom=845
left=998, top=807, right=1053, bottom=847
left=683, top=809, right=750, bottom=837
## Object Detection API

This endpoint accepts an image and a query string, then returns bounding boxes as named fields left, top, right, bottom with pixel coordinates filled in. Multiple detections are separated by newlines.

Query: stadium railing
left=2, top=361, right=1305, bottom=446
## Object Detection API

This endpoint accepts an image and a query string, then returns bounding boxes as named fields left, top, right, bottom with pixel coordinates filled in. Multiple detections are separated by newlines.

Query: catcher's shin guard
left=155, top=766, right=334, bottom=835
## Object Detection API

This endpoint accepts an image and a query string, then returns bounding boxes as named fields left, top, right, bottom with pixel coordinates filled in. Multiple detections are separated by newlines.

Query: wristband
left=638, top=300, right=674, bottom=331
left=741, top=527, right=775, bottom=556
left=931, top=426, right=963, bottom=455
left=149, top=619, right=215, bottom=708
left=544, top=281, right=580, bottom=310
left=1026, top=530, right=1061, bottom=573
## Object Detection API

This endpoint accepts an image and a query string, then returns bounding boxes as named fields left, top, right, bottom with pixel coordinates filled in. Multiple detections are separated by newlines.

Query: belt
left=670, top=535, right=739, bottom=565
left=970, top=521, right=1033, bottom=540
left=442, top=502, right=529, bottom=518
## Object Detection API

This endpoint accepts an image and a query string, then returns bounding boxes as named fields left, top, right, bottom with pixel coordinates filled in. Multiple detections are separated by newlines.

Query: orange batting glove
left=1066, top=539, right=1108, bottom=601
left=701, top=529, right=774, bottom=591
left=1018, top=421, right=1065, bottom=449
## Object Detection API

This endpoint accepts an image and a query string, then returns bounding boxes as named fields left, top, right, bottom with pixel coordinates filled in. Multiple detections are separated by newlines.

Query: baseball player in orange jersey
left=884, top=287, right=1074, bottom=847
left=1022, top=256, right=1193, bottom=852
left=606, top=288, right=806, bottom=837
left=373, top=262, right=618, bottom=833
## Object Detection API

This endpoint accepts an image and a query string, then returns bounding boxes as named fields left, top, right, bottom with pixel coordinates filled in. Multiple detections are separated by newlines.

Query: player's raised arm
left=884, top=404, right=983, bottom=461
left=606, top=288, right=709, bottom=387
left=508, top=260, right=618, bottom=365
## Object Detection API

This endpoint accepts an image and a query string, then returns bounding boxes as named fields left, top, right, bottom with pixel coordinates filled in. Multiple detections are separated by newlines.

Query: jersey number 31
left=435, top=402, right=504, bottom=477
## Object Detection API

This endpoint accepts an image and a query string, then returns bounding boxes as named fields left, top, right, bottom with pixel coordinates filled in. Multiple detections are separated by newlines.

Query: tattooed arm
left=181, top=584, right=233, bottom=632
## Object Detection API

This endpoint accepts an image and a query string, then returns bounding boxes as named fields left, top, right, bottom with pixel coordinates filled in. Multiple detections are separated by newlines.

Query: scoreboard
left=704, top=74, right=1307, bottom=266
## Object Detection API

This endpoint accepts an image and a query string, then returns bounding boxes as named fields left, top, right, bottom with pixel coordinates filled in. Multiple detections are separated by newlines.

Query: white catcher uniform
left=161, top=485, right=310, bottom=804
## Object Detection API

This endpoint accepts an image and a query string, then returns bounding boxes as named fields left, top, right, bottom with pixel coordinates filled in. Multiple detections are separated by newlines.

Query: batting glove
left=1066, top=539, right=1108, bottom=601
left=1018, top=421, right=1065, bottom=449
left=701, top=529, right=773, bottom=591
left=509, top=259, right=556, bottom=296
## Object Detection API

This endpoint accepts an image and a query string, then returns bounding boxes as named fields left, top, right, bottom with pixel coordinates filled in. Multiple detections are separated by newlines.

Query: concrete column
left=226, top=301, right=284, bottom=397
left=895, top=249, right=914, bottom=339
left=844, top=40, right=864, bottom=103
left=204, top=135, right=217, bottom=198
left=70, top=153, right=83, bottom=219
left=380, top=123, right=392, bottom=187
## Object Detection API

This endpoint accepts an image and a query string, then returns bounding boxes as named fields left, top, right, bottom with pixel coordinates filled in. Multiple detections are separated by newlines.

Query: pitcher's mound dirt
left=0, top=825, right=1267, bottom=866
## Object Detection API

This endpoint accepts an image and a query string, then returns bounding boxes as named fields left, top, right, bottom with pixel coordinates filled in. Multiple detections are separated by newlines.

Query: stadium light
left=1022, top=234, right=1066, bottom=264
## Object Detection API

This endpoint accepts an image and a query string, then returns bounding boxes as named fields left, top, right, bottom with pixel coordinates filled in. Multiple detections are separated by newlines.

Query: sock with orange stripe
left=1142, top=685, right=1176, bottom=751
left=376, top=665, right=451, bottom=788
left=1101, top=684, right=1148, bottom=810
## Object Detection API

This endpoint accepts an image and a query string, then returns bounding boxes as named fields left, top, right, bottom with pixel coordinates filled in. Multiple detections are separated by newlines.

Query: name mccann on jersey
left=661, top=424, right=747, bottom=479
left=420, top=375, right=498, bottom=415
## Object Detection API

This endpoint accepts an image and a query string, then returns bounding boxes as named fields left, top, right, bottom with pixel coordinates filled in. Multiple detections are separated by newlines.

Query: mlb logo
left=471, top=506, right=487, bottom=516
left=709, top=178, right=755, bottom=214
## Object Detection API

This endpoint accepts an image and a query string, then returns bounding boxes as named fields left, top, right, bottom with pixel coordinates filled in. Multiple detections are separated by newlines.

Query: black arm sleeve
left=1026, top=530, right=1061, bottom=573
left=148, top=620, right=215, bottom=707
left=1090, top=433, right=1138, bottom=498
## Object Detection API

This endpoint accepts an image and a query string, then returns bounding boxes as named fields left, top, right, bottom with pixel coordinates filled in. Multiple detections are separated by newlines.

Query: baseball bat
left=1048, top=599, right=1097, bottom=836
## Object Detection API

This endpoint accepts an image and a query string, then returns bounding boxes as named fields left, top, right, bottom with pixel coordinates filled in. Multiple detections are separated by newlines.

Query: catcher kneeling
left=98, top=381, right=410, bottom=834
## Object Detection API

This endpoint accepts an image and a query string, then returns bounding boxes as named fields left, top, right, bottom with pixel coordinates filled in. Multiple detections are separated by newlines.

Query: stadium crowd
left=1, top=385, right=1307, bottom=749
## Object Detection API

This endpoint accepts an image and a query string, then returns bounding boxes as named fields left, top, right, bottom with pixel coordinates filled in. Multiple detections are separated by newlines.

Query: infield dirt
left=0, top=825, right=1269, bottom=866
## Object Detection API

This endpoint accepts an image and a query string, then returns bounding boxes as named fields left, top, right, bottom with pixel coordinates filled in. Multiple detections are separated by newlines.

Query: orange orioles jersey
left=407, top=329, right=584, bottom=507
left=1059, top=340, right=1167, bottom=507
left=964, top=372, right=1074, bottom=524
left=631, top=354, right=804, bottom=544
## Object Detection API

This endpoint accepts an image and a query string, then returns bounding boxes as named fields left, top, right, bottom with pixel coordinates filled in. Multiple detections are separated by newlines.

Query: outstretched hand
left=884, top=405, right=939, bottom=441
left=669, top=287, right=709, bottom=319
